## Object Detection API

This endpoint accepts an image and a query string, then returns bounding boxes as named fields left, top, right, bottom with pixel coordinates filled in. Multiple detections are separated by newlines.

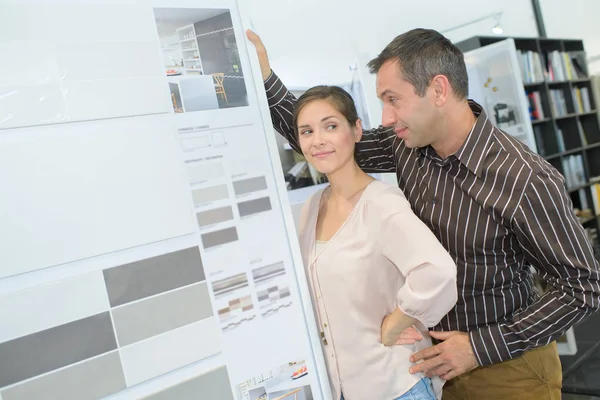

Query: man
left=246, top=28, right=600, bottom=399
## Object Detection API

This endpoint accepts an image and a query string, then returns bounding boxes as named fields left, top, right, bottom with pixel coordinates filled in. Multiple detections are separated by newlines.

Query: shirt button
left=324, top=323, right=327, bottom=327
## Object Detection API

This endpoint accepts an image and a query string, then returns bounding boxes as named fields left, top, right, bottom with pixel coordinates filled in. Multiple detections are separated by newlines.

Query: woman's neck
left=326, top=162, right=374, bottom=201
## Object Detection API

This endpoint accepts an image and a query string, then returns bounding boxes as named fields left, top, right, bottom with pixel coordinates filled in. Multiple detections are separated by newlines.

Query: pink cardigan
left=297, top=180, right=457, bottom=400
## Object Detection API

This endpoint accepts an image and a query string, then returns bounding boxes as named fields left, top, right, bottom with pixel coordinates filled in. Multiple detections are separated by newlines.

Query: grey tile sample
left=1, top=351, right=126, bottom=400
left=0, top=312, right=117, bottom=388
left=232, top=176, right=267, bottom=195
left=237, top=197, right=272, bottom=217
left=139, top=365, right=234, bottom=400
left=196, top=206, right=234, bottom=227
left=252, top=261, right=286, bottom=284
left=191, top=184, right=229, bottom=204
left=201, top=227, right=238, bottom=249
left=212, top=273, right=248, bottom=296
left=103, top=247, right=205, bottom=307
left=112, top=282, right=213, bottom=346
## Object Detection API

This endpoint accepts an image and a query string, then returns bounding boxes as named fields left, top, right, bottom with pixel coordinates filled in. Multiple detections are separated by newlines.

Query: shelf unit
left=176, top=24, right=203, bottom=75
left=456, top=36, right=600, bottom=257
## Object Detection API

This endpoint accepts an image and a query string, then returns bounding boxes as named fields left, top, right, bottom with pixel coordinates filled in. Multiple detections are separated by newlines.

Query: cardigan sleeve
left=378, top=190, right=458, bottom=327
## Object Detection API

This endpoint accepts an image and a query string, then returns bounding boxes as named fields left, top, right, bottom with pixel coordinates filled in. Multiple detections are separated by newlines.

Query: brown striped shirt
left=264, top=71, right=600, bottom=366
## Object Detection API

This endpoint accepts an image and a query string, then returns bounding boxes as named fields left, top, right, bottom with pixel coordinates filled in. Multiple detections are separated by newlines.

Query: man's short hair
left=367, top=28, right=469, bottom=99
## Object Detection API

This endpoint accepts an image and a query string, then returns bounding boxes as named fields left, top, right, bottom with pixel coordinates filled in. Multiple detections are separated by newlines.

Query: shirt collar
left=419, top=100, right=493, bottom=178
left=454, top=100, right=494, bottom=179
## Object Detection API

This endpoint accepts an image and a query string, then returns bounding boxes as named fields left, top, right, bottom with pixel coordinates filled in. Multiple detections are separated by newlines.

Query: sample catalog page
left=0, top=1, right=329, bottom=400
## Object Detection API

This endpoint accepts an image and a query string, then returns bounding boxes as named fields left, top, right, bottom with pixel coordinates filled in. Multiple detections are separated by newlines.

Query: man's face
left=376, top=60, right=439, bottom=148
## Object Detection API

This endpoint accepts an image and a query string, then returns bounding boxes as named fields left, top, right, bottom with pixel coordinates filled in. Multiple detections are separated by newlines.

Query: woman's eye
left=300, top=129, right=312, bottom=135
left=326, top=124, right=337, bottom=131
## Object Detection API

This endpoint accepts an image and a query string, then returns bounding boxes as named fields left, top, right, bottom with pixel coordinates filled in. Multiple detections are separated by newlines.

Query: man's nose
left=381, top=104, right=397, bottom=127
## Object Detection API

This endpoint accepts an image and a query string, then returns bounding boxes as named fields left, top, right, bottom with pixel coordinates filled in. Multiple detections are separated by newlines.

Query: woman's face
left=296, top=99, right=362, bottom=176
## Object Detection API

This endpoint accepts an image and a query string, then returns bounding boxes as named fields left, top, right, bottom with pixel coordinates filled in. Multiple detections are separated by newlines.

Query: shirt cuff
left=263, top=70, right=288, bottom=108
left=469, top=324, right=512, bottom=366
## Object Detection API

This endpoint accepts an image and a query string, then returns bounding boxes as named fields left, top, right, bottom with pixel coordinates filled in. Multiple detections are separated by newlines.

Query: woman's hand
left=246, top=29, right=272, bottom=81
left=393, top=325, right=424, bottom=345
left=381, top=313, right=424, bottom=346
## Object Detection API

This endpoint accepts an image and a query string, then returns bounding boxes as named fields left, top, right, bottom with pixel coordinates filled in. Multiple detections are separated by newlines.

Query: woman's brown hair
left=292, top=85, right=360, bottom=138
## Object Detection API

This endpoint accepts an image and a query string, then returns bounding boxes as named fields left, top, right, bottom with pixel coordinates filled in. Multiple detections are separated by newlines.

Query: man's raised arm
left=246, top=30, right=397, bottom=173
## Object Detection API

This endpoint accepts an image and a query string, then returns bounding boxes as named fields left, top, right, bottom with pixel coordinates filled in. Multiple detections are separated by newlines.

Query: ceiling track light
left=441, top=11, right=504, bottom=36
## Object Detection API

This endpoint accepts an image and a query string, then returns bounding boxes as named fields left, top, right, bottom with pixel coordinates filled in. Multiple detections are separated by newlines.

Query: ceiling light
left=492, top=24, right=504, bottom=35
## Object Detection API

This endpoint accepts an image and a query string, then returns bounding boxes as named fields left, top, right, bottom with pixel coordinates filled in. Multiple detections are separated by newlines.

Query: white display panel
left=464, top=39, right=538, bottom=153
left=0, top=4, right=172, bottom=129
left=0, top=114, right=197, bottom=278
left=0, top=2, right=330, bottom=400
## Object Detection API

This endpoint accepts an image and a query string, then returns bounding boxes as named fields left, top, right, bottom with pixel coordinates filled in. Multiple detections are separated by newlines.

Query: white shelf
left=176, top=24, right=204, bottom=75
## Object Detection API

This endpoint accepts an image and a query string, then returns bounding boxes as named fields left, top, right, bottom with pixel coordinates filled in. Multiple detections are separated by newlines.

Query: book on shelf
left=572, top=87, right=593, bottom=114
left=577, top=120, right=588, bottom=146
left=561, top=154, right=586, bottom=189
left=517, top=50, right=545, bottom=83
left=550, top=89, right=569, bottom=116
left=592, top=183, right=600, bottom=216
left=526, top=90, right=545, bottom=120
left=556, top=127, right=565, bottom=152
left=516, top=50, right=588, bottom=83
left=545, top=50, right=587, bottom=82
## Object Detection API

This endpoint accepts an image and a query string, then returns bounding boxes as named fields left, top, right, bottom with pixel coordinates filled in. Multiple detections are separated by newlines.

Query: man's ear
left=430, top=74, right=450, bottom=106
left=354, top=119, right=363, bottom=143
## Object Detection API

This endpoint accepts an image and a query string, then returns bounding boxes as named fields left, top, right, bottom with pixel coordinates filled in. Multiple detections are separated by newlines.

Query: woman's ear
left=354, top=119, right=363, bottom=143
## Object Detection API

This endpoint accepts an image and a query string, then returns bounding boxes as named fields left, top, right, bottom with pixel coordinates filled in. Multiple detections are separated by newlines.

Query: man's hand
left=245, top=29, right=272, bottom=81
left=408, top=331, right=479, bottom=380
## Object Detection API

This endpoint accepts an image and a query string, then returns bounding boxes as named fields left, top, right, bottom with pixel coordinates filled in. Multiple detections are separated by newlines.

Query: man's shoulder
left=490, top=126, right=555, bottom=177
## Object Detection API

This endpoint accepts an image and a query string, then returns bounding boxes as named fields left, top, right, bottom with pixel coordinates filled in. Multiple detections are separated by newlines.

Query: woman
left=293, top=85, right=457, bottom=400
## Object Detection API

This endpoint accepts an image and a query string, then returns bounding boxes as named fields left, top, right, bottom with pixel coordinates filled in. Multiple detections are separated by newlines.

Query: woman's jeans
left=340, top=377, right=436, bottom=400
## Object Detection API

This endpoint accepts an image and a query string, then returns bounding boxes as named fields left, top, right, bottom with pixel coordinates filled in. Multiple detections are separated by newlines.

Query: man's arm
left=246, top=30, right=396, bottom=173
left=470, top=167, right=600, bottom=366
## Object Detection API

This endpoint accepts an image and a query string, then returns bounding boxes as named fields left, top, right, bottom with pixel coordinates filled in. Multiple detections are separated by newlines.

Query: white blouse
left=297, top=180, right=458, bottom=400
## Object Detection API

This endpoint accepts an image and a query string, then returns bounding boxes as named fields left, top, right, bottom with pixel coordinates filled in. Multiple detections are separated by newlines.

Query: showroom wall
left=242, top=0, right=599, bottom=85
left=242, top=0, right=539, bottom=87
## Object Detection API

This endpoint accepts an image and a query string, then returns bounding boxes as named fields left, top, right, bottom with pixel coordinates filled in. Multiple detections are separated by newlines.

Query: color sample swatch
left=233, top=176, right=267, bottom=196
left=212, top=273, right=256, bottom=332
left=251, top=262, right=286, bottom=285
left=251, top=262, right=293, bottom=318
left=140, top=366, right=234, bottom=400
left=201, top=226, right=239, bottom=249
left=196, top=206, right=234, bottom=227
left=192, top=184, right=229, bottom=205
left=237, top=197, right=272, bottom=217
left=0, top=246, right=221, bottom=399
left=187, top=162, right=225, bottom=184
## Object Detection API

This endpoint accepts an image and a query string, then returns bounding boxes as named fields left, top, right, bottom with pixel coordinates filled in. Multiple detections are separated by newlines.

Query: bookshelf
left=456, top=36, right=600, bottom=258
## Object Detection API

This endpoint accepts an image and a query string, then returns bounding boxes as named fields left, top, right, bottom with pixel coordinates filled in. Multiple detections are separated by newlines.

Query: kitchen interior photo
left=153, top=8, right=249, bottom=113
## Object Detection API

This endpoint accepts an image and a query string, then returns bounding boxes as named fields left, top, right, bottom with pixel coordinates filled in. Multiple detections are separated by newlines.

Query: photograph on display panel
left=153, top=8, right=249, bottom=113
left=237, top=359, right=313, bottom=400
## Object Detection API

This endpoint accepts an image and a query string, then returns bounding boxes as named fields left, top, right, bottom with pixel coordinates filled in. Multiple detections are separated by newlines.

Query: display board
left=0, top=1, right=330, bottom=399
left=463, top=39, right=538, bottom=153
